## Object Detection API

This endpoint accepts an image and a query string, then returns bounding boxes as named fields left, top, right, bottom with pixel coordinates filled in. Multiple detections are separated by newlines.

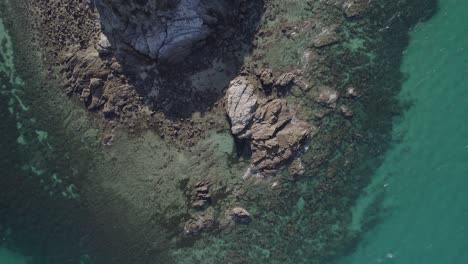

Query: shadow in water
left=96, top=0, right=265, bottom=119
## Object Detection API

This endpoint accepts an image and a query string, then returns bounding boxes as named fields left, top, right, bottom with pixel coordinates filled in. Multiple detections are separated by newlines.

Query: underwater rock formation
left=226, top=207, right=251, bottom=224
left=342, top=0, right=370, bottom=18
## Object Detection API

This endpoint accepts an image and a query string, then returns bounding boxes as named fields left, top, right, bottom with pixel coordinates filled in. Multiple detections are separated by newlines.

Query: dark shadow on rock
left=95, top=0, right=265, bottom=119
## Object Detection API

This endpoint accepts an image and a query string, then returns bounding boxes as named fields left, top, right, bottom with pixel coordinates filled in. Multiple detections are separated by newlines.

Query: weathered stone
left=97, top=32, right=112, bottom=55
left=250, top=100, right=292, bottom=141
left=342, top=0, right=369, bottom=18
left=192, top=181, right=211, bottom=210
left=226, top=207, right=251, bottom=224
left=80, top=87, right=91, bottom=103
left=225, top=77, right=258, bottom=138
left=339, top=105, right=354, bottom=118
left=274, top=72, right=295, bottom=88
left=346, top=86, right=359, bottom=98
left=259, top=68, right=274, bottom=86
left=89, top=78, right=104, bottom=90
left=251, top=119, right=310, bottom=171
left=313, top=28, right=340, bottom=48
left=289, top=158, right=305, bottom=178
left=95, top=0, right=244, bottom=63
left=183, top=212, right=215, bottom=235
left=316, top=86, right=339, bottom=108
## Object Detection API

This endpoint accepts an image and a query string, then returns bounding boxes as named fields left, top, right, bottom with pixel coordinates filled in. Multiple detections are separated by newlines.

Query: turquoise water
left=339, top=0, right=468, bottom=263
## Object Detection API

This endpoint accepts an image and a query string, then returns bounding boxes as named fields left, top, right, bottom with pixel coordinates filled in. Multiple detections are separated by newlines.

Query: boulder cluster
left=225, top=77, right=312, bottom=176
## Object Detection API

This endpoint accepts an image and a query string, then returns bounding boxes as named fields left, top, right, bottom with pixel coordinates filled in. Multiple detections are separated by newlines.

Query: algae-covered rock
left=226, top=207, right=251, bottom=224
left=342, top=0, right=370, bottom=18
left=313, top=28, right=340, bottom=48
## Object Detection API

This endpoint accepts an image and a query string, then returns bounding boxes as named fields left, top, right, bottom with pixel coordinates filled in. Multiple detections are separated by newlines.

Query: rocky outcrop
left=225, top=207, right=251, bottom=224
left=191, top=181, right=211, bottom=210
left=183, top=210, right=215, bottom=235
left=95, top=0, right=244, bottom=63
left=225, top=78, right=312, bottom=175
left=225, top=77, right=258, bottom=138
left=249, top=100, right=310, bottom=173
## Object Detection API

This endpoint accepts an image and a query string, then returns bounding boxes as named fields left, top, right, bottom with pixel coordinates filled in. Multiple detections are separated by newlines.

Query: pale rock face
left=225, top=77, right=312, bottom=175
left=225, top=77, right=258, bottom=137
left=95, top=0, right=230, bottom=62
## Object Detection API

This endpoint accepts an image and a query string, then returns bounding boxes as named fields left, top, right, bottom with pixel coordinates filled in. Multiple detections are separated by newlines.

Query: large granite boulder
left=250, top=100, right=311, bottom=173
left=225, top=78, right=312, bottom=175
left=95, top=0, right=240, bottom=63
left=225, top=77, right=258, bottom=138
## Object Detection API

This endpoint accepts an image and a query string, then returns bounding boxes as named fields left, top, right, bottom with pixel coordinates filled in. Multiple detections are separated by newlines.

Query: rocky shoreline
left=3, top=0, right=438, bottom=263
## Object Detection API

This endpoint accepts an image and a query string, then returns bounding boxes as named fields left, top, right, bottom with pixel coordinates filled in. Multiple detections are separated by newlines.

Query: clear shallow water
left=339, top=0, right=468, bottom=263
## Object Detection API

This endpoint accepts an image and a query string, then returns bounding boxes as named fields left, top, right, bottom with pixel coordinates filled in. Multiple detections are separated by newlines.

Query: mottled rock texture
left=225, top=77, right=258, bottom=138
left=95, top=0, right=244, bottom=63
left=225, top=78, right=312, bottom=175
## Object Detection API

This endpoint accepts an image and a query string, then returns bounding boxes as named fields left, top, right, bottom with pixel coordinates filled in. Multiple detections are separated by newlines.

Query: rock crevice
left=225, top=77, right=313, bottom=175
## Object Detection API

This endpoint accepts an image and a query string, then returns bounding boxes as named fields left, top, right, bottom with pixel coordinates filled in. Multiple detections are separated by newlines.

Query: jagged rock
left=346, top=86, right=359, bottom=98
left=248, top=99, right=311, bottom=172
left=97, top=33, right=112, bottom=55
left=251, top=116, right=311, bottom=172
left=225, top=77, right=258, bottom=138
left=250, top=100, right=292, bottom=141
left=289, top=158, right=305, bottom=178
left=313, top=28, right=340, bottom=48
left=192, top=181, right=211, bottom=210
left=226, top=207, right=251, bottom=224
left=342, top=0, right=369, bottom=18
left=95, top=0, right=243, bottom=63
left=89, top=78, right=104, bottom=90
left=259, top=68, right=274, bottom=86
left=316, top=86, right=339, bottom=108
left=339, top=105, right=354, bottom=118
left=183, top=211, right=215, bottom=235
left=274, top=72, right=295, bottom=88
left=80, top=87, right=91, bottom=103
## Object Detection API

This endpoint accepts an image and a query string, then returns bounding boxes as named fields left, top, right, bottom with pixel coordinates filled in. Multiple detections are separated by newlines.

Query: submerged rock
left=274, top=72, right=296, bottom=89
left=316, top=86, right=339, bottom=108
left=226, top=207, right=251, bottom=224
left=339, top=105, right=354, bottom=118
left=289, top=158, right=305, bottom=178
left=342, top=0, right=370, bottom=18
left=259, top=68, right=275, bottom=87
left=313, top=28, right=340, bottom=48
left=192, top=181, right=211, bottom=210
left=346, top=86, right=360, bottom=98
left=250, top=100, right=311, bottom=173
left=183, top=211, right=215, bottom=235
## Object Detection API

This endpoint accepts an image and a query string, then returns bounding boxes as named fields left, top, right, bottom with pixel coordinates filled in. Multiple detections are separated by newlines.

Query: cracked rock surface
left=95, top=0, right=242, bottom=63
left=225, top=78, right=313, bottom=175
